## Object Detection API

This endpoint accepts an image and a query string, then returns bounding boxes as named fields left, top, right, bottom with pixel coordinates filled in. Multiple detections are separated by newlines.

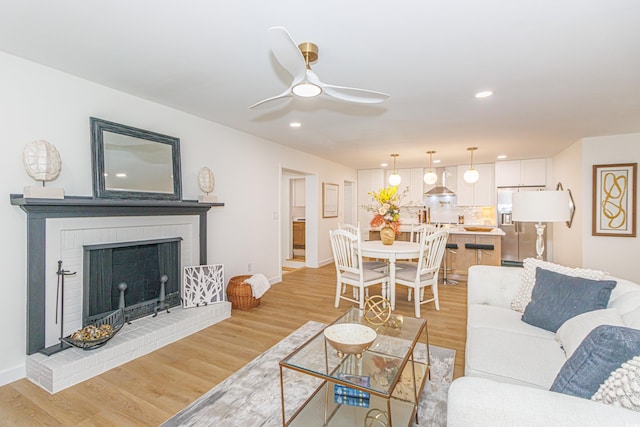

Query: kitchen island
left=369, top=225, right=505, bottom=278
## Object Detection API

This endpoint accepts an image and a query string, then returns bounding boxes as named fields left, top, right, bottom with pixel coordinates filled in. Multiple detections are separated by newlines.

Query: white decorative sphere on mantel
left=198, top=166, right=215, bottom=194
left=23, top=140, right=62, bottom=182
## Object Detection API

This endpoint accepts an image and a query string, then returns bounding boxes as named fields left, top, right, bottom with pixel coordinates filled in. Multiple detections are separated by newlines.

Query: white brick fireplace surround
left=11, top=195, right=229, bottom=393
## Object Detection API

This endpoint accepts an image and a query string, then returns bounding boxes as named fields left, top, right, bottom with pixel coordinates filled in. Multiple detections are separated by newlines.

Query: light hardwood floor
left=0, top=263, right=467, bottom=426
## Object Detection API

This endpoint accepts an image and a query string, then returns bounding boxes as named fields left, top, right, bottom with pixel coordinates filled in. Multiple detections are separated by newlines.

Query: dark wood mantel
left=10, top=194, right=224, bottom=354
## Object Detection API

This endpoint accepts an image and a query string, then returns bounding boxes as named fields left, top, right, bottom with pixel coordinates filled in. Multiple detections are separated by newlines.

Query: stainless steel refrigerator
left=497, top=187, right=546, bottom=265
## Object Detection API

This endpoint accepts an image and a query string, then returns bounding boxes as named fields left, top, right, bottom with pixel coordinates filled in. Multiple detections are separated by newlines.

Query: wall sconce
left=423, top=151, right=438, bottom=185
left=388, top=154, right=401, bottom=187
left=463, top=147, right=479, bottom=184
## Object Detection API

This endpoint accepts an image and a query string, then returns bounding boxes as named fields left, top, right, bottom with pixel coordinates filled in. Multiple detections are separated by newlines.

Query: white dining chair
left=397, top=224, right=437, bottom=300
left=337, top=223, right=386, bottom=296
left=394, top=229, right=449, bottom=317
left=329, top=229, right=389, bottom=309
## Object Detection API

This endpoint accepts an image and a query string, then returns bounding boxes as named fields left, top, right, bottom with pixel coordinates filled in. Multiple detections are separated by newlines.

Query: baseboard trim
left=0, top=364, right=26, bottom=387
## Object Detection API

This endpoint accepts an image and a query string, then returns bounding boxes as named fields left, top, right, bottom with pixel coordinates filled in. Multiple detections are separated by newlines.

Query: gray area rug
left=162, top=321, right=455, bottom=426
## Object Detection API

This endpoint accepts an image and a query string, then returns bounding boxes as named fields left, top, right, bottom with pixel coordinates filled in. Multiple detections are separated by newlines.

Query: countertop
left=370, top=224, right=505, bottom=236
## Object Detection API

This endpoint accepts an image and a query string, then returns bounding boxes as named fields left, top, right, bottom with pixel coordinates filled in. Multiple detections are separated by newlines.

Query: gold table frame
left=279, top=308, right=430, bottom=426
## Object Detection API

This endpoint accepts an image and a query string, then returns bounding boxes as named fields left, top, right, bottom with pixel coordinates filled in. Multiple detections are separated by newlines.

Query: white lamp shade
left=512, top=190, right=571, bottom=222
left=423, top=170, right=438, bottom=185
left=463, top=168, right=479, bottom=184
left=388, top=173, right=402, bottom=187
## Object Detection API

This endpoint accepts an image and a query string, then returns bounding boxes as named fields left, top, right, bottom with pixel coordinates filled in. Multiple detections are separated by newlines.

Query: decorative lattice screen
left=182, top=264, right=225, bottom=308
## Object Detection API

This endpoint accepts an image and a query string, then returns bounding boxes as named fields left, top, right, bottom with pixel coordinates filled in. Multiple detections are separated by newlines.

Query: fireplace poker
left=41, top=261, right=77, bottom=356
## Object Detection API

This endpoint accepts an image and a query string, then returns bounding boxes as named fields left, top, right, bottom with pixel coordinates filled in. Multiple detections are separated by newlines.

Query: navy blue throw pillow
left=521, top=268, right=617, bottom=332
left=550, top=325, right=640, bottom=398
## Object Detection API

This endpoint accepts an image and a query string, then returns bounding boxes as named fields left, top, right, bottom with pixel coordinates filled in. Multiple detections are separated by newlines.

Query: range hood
left=424, top=169, right=455, bottom=196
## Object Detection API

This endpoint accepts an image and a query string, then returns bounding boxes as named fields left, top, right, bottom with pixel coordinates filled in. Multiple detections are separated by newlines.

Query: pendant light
left=423, top=151, right=438, bottom=185
left=388, top=154, right=401, bottom=187
left=463, top=147, right=480, bottom=184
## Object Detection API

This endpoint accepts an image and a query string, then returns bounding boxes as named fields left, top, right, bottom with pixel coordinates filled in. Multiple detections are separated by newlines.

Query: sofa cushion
left=592, top=355, right=640, bottom=411
left=468, top=304, right=553, bottom=339
left=550, top=325, right=640, bottom=399
left=556, top=309, right=625, bottom=357
left=521, top=268, right=617, bottom=332
left=511, top=258, right=606, bottom=312
left=466, top=327, right=566, bottom=389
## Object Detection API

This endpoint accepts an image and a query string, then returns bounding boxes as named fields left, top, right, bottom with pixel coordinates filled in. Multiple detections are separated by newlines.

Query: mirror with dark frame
left=90, top=117, right=182, bottom=200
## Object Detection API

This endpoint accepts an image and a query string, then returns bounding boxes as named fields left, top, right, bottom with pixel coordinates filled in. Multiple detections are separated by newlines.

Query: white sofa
left=447, top=265, right=640, bottom=426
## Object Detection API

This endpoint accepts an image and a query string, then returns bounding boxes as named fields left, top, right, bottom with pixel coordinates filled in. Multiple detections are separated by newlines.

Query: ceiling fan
left=249, top=27, right=389, bottom=109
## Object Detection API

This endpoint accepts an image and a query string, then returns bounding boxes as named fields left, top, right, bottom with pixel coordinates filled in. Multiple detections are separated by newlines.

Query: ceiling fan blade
left=267, top=27, right=307, bottom=82
left=249, top=88, right=293, bottom=109
left=320, top=83, right=390, bottom=104
left=305, top=70, right=389, bottom=104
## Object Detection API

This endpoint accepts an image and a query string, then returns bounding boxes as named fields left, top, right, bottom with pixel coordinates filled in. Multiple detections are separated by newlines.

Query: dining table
left=359, top=240, right=421, bottom=310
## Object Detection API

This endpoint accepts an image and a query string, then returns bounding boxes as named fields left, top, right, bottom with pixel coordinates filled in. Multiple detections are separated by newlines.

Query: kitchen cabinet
left=495, top=159, right=546, bottom=187
left=292, top=221, right=305, bottom=249
left=357, top=169, right=385, bottom=227
left=291, top=178, right=305, bottom=207
left=448, top=233, right=501, bottom=277
left=456, top=163, right=495, bottom=206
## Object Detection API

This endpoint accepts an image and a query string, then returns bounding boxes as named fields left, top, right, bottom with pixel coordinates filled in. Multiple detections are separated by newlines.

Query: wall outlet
left=247, top=262, right=252, bottom=272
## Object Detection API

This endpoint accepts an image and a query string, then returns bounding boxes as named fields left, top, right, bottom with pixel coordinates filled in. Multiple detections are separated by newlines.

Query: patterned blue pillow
left=521, top=268, right=617, bottom=332
left=550, top=325, right=640, bottom=398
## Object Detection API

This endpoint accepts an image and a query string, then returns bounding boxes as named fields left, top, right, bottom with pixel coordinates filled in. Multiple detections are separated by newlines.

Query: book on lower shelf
left=333, top=394, right=370, bottom=408
left=334, top=373, right=371, bottom=405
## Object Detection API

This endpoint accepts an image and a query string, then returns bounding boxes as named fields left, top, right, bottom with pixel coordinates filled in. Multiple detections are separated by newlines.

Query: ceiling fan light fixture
left=464, top=147, right=480, bottom=184
left=292, top=82, right=322, bottom=97
left=423, top=150, right=438, bottom=185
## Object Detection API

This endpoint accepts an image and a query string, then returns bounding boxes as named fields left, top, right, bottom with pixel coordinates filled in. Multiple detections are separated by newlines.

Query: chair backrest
left=410, top=223, right=437, bottom=243
left=338, top=223, right=360, bottom=238
left=329, top=228, right=362, bottom=275
left=417, top=229, right=449, bottom=275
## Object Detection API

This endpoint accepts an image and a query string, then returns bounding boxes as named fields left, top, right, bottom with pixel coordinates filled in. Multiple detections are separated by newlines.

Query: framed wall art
left=323, top=183, right=339, bottom=218
left=592, top=163, right=637, bottom=237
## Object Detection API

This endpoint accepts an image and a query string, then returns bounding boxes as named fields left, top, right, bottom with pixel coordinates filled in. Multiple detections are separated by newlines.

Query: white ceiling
left=1, top=0, right=639, bottom=169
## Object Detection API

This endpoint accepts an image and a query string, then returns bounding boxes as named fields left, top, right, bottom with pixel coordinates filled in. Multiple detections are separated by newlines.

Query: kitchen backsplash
left=403, top=204, right=496, bottom=226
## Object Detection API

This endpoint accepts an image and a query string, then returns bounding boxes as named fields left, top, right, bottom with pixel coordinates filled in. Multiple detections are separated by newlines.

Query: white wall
left=551, top=141, right=584, bottom=267
left=0, top=52, right=355, bottom=384
left=581, top=133, right=640, bottom=282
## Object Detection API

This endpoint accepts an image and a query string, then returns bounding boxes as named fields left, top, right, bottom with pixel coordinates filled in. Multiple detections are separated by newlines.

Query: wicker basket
left=227, top=275, right=260, bottom=310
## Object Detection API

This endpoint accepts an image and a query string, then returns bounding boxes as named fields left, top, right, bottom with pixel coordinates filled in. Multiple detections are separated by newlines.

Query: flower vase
left=380, top=226, right=396, bottom=245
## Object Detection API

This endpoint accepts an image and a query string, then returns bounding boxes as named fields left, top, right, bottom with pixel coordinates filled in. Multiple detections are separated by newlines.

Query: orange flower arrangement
left=367, top=185, right=404, bottom=234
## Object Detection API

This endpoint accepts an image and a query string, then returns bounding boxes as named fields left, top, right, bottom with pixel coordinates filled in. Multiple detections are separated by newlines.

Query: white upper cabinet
left=495, top=159, right=546, bottom=187
left=456, top=163, right=495, bottom=206
left=357, top=169, right=385, bottom=227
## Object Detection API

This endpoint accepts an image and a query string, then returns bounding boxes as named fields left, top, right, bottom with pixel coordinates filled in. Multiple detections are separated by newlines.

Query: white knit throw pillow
left=510, top=258, right=606, bottom=312
left=592, top=356, right=640, bottom=411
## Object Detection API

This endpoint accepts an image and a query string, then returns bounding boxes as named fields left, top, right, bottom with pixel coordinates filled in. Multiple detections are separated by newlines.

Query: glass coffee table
left=279, top=307, right=430, bottom=426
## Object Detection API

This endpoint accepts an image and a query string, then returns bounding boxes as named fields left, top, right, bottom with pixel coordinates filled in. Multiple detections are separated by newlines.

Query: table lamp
left=512, top=190, right=571, bottom=259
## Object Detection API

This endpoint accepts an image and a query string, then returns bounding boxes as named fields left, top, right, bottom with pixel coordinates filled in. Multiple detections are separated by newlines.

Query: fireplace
left=13, top=195, right=232, bottom=393
left=83, top=237, right=182, bottom=324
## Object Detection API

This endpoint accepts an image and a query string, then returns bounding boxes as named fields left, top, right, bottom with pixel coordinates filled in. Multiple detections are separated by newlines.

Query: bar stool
left=464, top=243, right=495, bottom=265
left=443, top=243, right=458, bottom=285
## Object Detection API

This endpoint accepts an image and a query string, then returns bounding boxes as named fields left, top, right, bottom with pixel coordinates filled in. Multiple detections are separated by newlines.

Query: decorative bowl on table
left=463, top=226, right=493, bottom=232
left=323, top=323, right=377, bottom=358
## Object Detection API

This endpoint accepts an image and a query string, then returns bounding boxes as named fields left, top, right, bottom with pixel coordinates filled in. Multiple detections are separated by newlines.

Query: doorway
left=280, top=168, right=318, bottom=275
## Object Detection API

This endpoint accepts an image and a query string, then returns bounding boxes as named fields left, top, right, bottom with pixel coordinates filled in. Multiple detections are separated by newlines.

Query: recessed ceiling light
left=433, top=159, right=441, bottom=164
left=380, top=163, right=388, bottom=167
left=289, top=122, right=302, bottom=128
left=497, top=154, right=507, bottom=159
left=475, top=90, right=494, bottom=98
left=116, top=173, right=127, bottom=178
